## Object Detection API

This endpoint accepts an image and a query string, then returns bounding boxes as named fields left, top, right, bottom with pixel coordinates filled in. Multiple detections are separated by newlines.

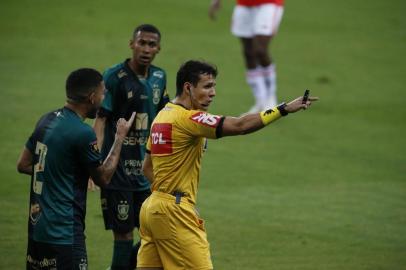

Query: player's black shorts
left=101, top=189, right=151, bottom=233
left=26, top=238, right=87, bottom=270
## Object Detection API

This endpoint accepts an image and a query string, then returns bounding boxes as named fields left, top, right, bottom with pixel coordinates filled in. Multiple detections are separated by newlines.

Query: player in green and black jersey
left=17, top=68, right=135, bottom=270
left=92, top=24, right=169, bottom=270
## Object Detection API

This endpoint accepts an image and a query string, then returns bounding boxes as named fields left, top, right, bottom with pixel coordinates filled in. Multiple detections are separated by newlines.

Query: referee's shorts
left=137, top=191, right=213, bottom=270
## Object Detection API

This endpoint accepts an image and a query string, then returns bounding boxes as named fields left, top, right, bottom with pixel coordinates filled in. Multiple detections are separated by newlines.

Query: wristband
left=259, top=107, right=282, bottom=126
left=277, top=102, right=289, bottom=116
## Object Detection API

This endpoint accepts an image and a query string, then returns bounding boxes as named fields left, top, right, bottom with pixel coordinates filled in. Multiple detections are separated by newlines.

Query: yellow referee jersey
left=146, top=102, right=224, bottom=204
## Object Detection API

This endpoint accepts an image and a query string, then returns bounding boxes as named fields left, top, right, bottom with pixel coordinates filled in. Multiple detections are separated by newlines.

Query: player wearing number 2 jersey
left=136, top=60, right=317, bottom=270
left=17, top=68, right=135, bottom=270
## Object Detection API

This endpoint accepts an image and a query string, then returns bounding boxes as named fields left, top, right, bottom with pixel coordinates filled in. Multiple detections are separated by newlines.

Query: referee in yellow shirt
left=136, top=60, right=318, bottom=270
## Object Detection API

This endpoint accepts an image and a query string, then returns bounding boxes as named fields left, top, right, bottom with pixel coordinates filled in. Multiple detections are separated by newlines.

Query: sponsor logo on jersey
left=89, top=140, right=100, bottom=153
left=153, top=71, right=164, bottom=78
left=123, top=135, right=148, bottom=146
left=117, top=200, right=129, bottom=221
left=118, top=69, right=127, bottom=78
left=124, top=159, right=143, bottom=176
left=54, top=111, right=63, bottom=117
left=151, top=123, right=172, bottom=154
left=152, top=86, right=161, bottom=105
left=190, top=112, right=221, bottom=127
left=29, top=202, right=41, bottom=225
left=27, top=255, right=57, bottom=268
left=135, top=113, right=148, bottom=130
left=140, top=94, right=148, bottom=100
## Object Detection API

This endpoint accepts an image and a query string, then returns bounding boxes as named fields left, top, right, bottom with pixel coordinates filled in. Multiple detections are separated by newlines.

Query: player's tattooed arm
left=89, top=112, right=135, bottom=187
left=17, top=147, right=33, bottom=175
left=93, top=115, right=106, bottom=149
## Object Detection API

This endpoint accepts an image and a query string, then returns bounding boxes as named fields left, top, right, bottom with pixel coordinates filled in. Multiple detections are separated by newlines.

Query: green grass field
left=1, top=0, right=405, bottom=269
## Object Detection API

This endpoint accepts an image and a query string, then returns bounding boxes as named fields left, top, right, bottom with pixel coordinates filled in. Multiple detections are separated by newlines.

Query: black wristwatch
left=277, top=102, right=289, bottom=116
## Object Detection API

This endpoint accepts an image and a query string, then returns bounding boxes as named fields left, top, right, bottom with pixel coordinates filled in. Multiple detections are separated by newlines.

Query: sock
left=111, top=240, right=133, bottom=270
left=246, top=66, right=267, bottom=110
left=129, top=241, right=141, bottom=270
left=262, top=63, right=278, bottom=108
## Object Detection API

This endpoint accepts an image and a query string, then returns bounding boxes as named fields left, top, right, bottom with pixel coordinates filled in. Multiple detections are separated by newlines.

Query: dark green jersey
left=99, top=59, right=169, bottom=191
left=25, top=107, right=102, bottom=245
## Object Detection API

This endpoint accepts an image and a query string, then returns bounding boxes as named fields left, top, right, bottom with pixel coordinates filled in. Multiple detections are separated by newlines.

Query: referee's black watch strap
left=277, top=102, right=289, bottom=116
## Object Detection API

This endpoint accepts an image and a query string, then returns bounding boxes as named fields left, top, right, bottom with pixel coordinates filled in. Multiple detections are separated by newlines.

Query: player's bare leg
left=241, top=37, right=267, bottom=113
left=254, top=34, right=278, bottom=108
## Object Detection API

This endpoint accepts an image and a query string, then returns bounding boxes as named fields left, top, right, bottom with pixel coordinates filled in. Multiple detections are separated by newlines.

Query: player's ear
left=88, top=92, right=95, bottom=105
left=184, top=83, right=192, bottom=95
left=129, top=39, right=135, bottom=49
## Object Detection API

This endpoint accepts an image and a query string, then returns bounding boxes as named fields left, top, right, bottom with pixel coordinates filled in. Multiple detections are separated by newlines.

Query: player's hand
left=209, top=0, right=221, bottom=20
left=115, top=112, right=136, bottom=140
left=286, top=96, right=319, bottom=113
left=88, top=178, right=100, bottom=191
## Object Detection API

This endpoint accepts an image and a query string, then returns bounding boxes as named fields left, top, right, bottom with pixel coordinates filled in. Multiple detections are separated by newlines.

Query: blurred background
left=1, top=0, right=405, bottom=269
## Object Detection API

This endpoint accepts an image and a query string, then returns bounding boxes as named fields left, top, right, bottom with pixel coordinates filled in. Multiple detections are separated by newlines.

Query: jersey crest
left=190, top=112, right=221, bottom=127
left=152, top=85, right=161, bottom=105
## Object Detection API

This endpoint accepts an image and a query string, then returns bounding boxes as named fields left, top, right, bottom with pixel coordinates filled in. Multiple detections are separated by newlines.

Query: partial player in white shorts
left=229, top=3, right=284, bottom=113
left=231, top=3, right=284, bottom=38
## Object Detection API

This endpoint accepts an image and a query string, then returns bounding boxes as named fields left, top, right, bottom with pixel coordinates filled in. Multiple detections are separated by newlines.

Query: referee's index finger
left=308, top=97, right=319, bottom=101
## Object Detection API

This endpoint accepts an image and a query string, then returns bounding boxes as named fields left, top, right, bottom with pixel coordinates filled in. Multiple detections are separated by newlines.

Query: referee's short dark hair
left=65, top=68, right=103, bottom=103
left=133, top=24, right=161, bottom=40
left=176, top=60, right=218, bottom=97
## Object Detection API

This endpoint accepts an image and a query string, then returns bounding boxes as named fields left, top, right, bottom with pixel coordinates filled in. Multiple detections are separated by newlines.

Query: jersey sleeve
left=158, top=72, right=169, bottom=111
left=99, top=72, right=116, bottom=115
left=25, top=134, right=35, bottom=154
left=25, top=113, right=49, bottom=154
left=146, top=136, right=151, bottom=153
left=179, top=110, right=224, bottom=139
left=77, top=126, right=103, bottom=168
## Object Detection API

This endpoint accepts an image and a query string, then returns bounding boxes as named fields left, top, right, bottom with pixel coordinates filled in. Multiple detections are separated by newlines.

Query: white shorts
left=231, top=4, right=284, bottom=38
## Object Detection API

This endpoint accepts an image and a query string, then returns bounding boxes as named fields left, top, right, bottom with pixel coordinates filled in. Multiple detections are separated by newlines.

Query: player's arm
left=88, top=114, right=107, bottom=190
left=93, top=115, right=106, bottom=149
left=89, top=112, right=135, bottom=187
left=142, top=152, right=154, bottom=184
left=221, top=96, right=318, bottom=137
left=16, top=147, right=33, bottom=175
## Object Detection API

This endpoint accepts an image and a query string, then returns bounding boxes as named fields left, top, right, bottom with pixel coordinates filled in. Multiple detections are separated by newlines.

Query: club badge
left=152, top=86, right=160, bottom=105
left=117, top=200, right=129, bottom=221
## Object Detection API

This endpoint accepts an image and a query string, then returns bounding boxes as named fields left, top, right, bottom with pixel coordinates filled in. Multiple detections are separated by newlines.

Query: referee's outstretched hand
left=286, top=96, right=319, bottom=113
left=115, top=112, right=136, bottom=140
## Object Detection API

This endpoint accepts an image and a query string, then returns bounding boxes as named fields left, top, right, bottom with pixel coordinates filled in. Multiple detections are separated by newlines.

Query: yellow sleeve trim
left=260, top=107, right=282, bottom=126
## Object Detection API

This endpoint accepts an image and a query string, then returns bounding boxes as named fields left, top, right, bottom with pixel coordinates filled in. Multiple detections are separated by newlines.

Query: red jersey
left=237, top=0, right=284, bottom=6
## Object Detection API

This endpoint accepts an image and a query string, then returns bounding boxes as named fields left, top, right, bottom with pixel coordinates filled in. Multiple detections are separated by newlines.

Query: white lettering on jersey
left=190, top=112, right=221, bottom=127
left=151, top=132, right=167, bottom=145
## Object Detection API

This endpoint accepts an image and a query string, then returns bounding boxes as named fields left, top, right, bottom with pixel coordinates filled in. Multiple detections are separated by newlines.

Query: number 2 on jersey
left=33, top=142, right=47, bottom=195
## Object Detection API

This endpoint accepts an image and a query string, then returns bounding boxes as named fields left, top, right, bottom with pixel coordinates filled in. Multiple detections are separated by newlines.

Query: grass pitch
left=1, top=0, right=405, bottom=269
